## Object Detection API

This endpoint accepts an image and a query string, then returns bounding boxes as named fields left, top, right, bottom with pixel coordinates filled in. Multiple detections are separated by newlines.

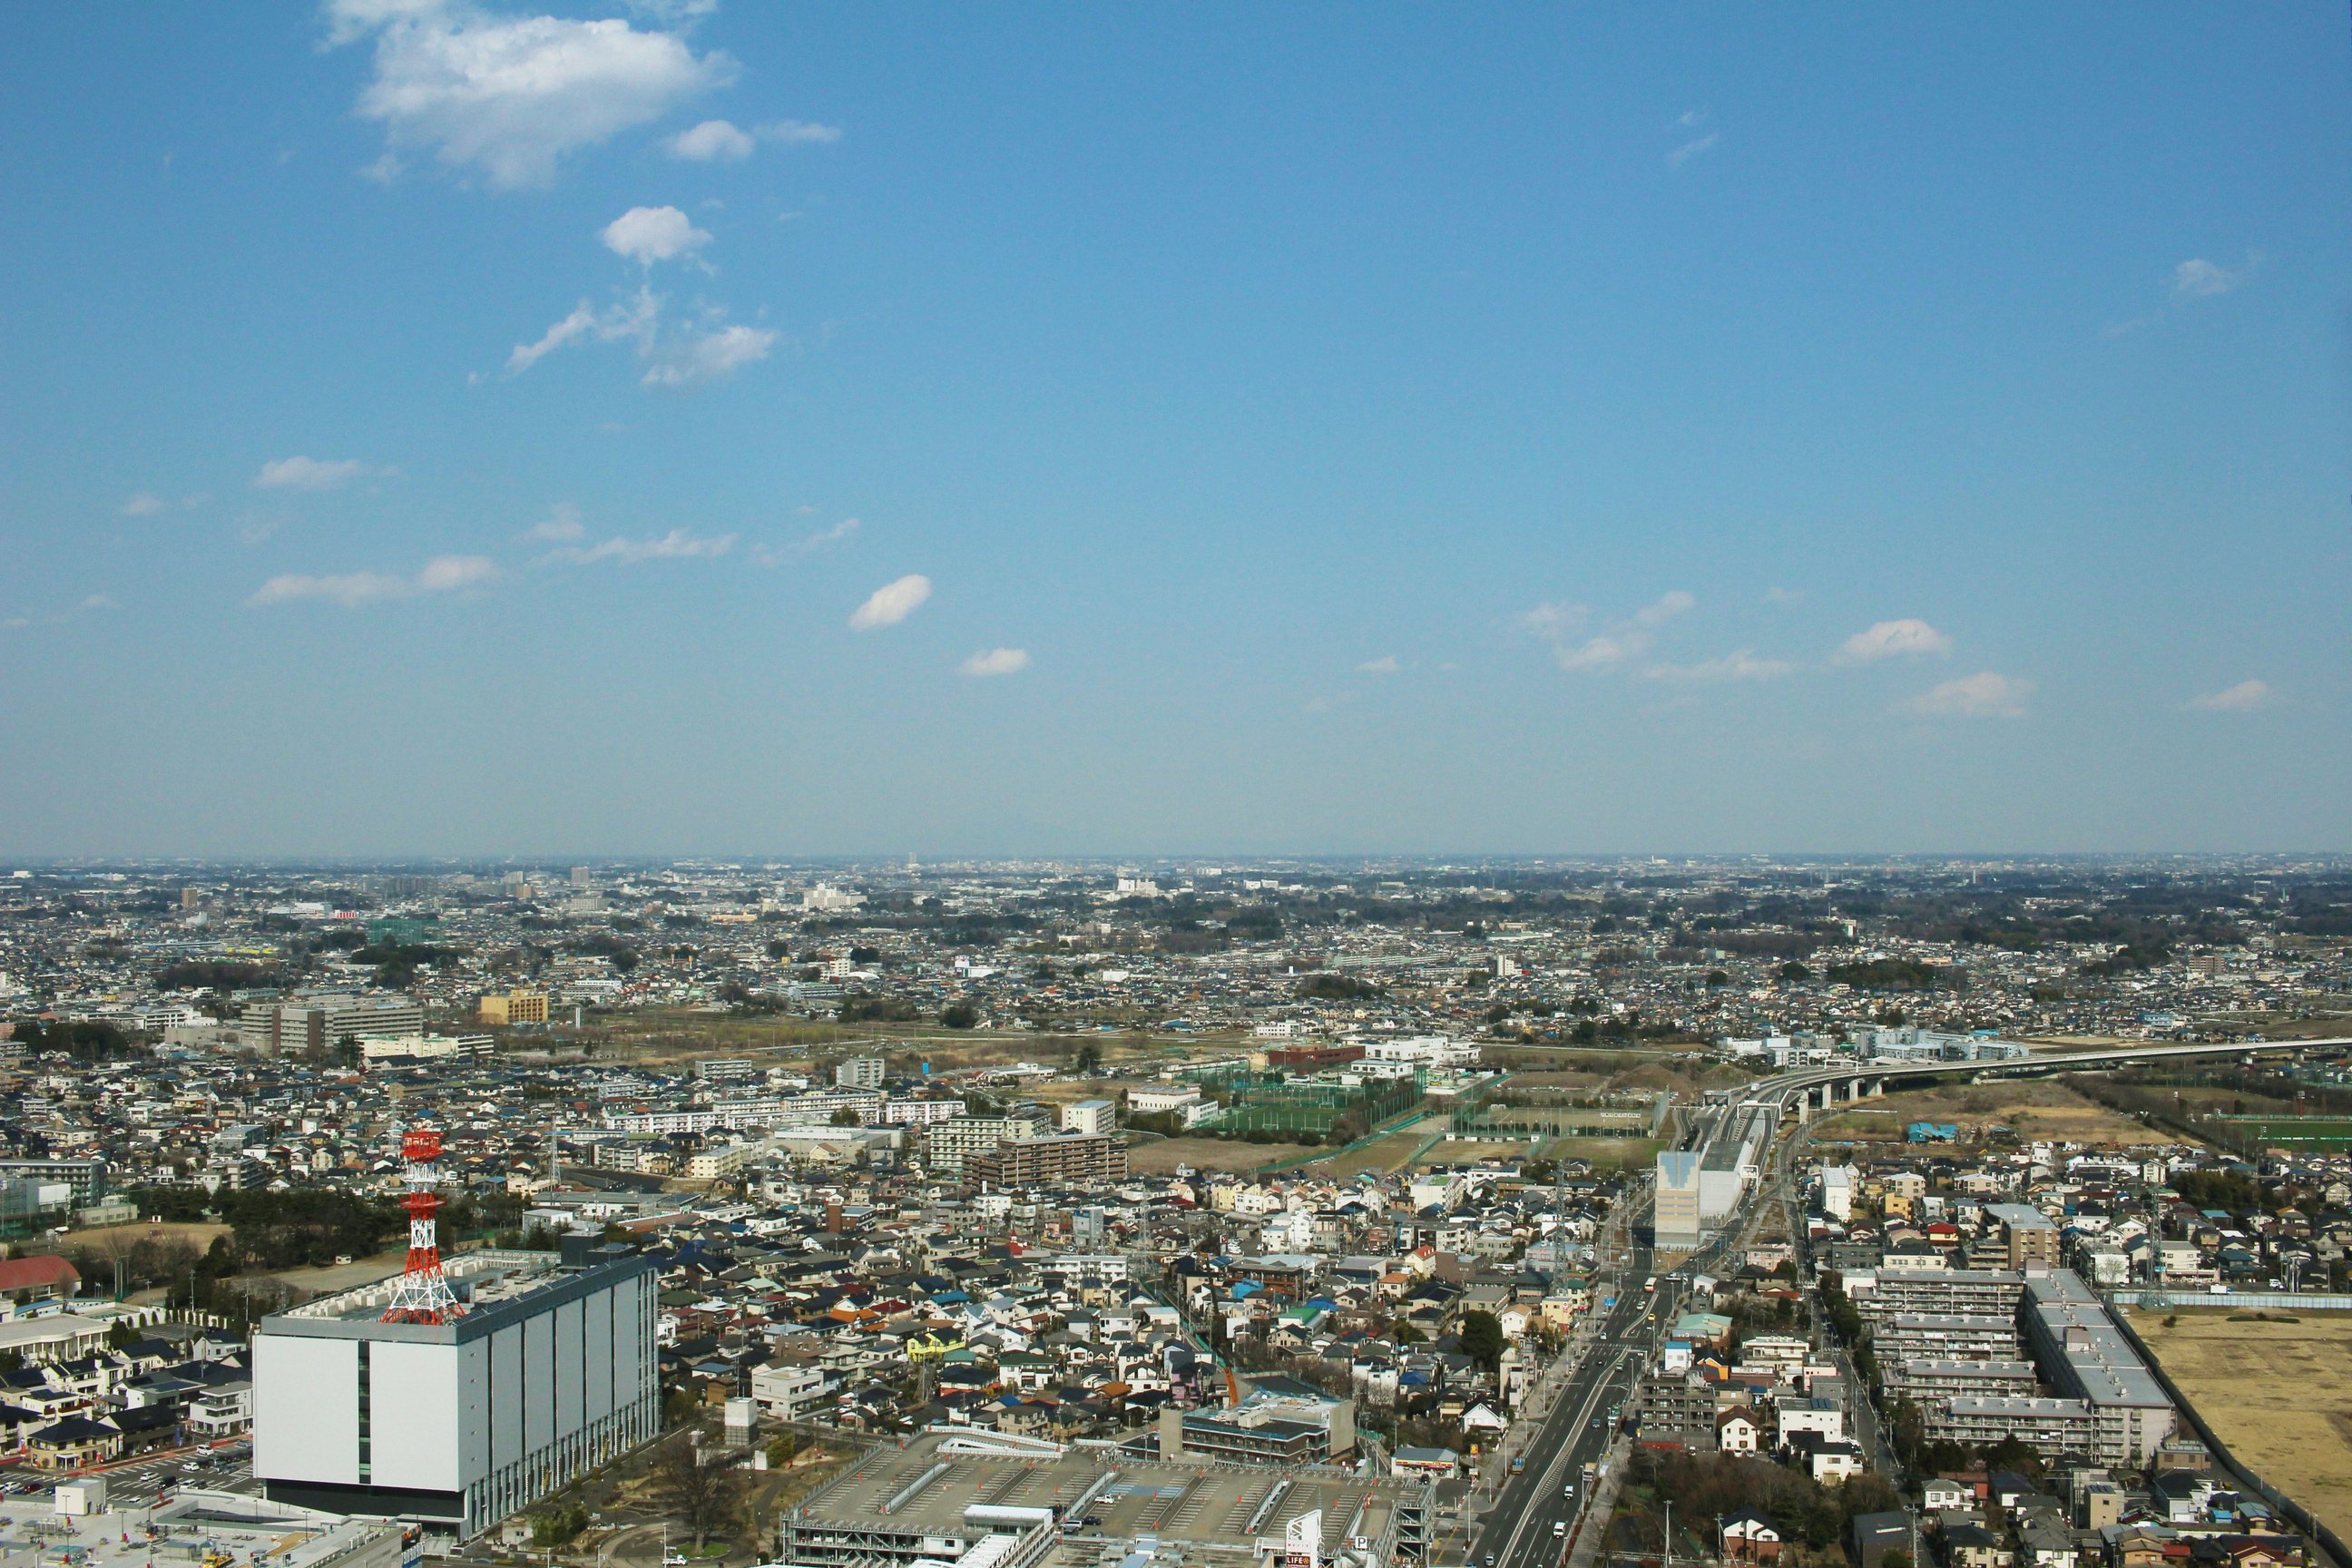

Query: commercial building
left=358, top=1034, right=493, bottom=1065
left=965, top=1132, right=1127, bottom=1190
left=244, top=994, right=426, bottom=1054
left=252, top=1241, right=658, bottom=1542
left=477, top=990, right=550, bottom=1026
left=779, top=1426, right=1429, bottom=1568
left=1654, top=1151, right=1704, bottom=1250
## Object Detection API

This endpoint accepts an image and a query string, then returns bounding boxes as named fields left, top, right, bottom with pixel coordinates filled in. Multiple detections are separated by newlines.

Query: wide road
left=1471, top=1241, right=1657, bottom=1568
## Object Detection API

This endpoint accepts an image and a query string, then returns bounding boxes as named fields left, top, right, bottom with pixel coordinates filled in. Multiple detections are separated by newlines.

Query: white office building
left=252, top=1243, right=658, bottom=1542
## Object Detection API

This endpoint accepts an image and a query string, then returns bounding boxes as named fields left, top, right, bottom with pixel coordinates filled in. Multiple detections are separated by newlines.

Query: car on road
left=1553, top=1522, right=1568, bottom=1538
left=1563, top=1484, right=1576, bottom=1499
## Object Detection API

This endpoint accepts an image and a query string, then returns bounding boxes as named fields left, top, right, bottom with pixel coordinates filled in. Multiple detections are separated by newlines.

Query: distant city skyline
left=2, top=5, right=2345, bottom=856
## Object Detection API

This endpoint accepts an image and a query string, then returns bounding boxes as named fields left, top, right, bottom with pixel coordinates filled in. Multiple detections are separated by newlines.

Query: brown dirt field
left=1314, top=1130, right=1431, bottom=1176
left=1413, top=1139, right=1539, bottom=1167
left=56, top=1220, right=231, bottom=1256
left=1808, top=1079, right=2185, bottom=1148
left=2131, top=1308, right=2352, bottom=1541
left=1123, top=1136, right=1316, bottom=1174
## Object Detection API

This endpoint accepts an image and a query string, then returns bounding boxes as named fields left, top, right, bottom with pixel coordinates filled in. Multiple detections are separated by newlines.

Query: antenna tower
left=382, top=1126, right=463, bottom=1324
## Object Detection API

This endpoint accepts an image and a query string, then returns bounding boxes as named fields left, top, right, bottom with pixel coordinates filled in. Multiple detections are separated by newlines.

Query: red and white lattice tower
left=381, top=1126, right=463, bottom=1324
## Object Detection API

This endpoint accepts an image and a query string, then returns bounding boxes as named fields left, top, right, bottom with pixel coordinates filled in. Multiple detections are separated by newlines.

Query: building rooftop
left=789, top=1429, right=1420, bottom=1563
left=0, top=1489, right=400, bottom=1568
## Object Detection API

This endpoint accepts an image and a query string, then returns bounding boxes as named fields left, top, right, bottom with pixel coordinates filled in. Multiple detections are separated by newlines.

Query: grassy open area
left=1539, top=1134, right=1661, bottom=1173
left=1808, top=1078, right=2181, bottom=1148
left=1313, top=1129, right=1433, bottom=1176
left=1123, top=1135, right=1318, bottom=1174
left=2131, top=1308, right=2352, bottom=1542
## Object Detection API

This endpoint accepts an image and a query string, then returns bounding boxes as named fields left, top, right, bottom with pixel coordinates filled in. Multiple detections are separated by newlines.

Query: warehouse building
left=779, top=1426, right=1430, bottom=1568
left=251, top=1240, right=658, bottom=1542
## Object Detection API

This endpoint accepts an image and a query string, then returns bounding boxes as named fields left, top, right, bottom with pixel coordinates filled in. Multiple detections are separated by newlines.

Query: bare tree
left=655, top=1446, right=743, bottom=1552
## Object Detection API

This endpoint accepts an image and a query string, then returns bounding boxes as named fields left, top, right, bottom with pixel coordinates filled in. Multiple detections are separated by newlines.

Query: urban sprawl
left=0, top=859, right=2347, bottom=1568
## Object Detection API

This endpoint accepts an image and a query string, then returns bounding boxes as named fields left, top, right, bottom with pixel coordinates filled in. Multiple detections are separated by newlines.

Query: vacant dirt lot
left=1315, top=1129, right=1433, bottom=1176
left=1809, top=1079, right=2180, bottom=1148
left=2132, top=1308, right=2352, bottom=1541
left=58, top=1219, right=230, bottom=1256
left=1123, top=1135, right=1317, bottom=1174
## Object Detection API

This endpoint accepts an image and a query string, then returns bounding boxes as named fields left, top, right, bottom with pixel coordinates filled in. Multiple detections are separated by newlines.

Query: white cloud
left=601, top=204, right=709, bottom=266
left=2171, top=257, right=2249, bottom=300
left=763, top=119, right=841, bottom=145
left=642, top=323, right=776, bottom=387
left=505, top=288, right=660, bottom=376
left=1644, top=650, right=1794, bottom=683
left=750, top=516, right=859, bottom=565
left=2189, top=679, right=2275, bottom=713
left=415, top=554, right=500, bottom=591
left=326, top=0, right=736, bottom=189
left=252, top=456, right=389, bottom=490
left=666, top=118, right=754, bottom=160
left=524, top=502, right=584, bottom=542
left=248, top=572, right=408, bottom=608
left=1633, top=590, right=1696, bottom=626
left=1555, top=634, right=1634, bottom=671
left=664, top=117, right=839, bottom=160
left=1356, top=655, right=1402, bottom=675
left=1514, top=602, right=1586, bottom=641
left=119, top=492, right=167, bottom=516
left=1836, top=617, right=1953, bottom=663
left=1898, top=671, right=2034, bottom=720
left=78, top=594, right=119, bottom=612
left=542, top=528, right=735, bottom=565
left=1667, top=132, right=1719, bottom=168
left=248, top=552, right=499, bottom=607
left=959, top=647, right=1031, bottom=678
left=1522, top=590, right=1696, bottom=674
left=850, top=573, right=931, bottom=630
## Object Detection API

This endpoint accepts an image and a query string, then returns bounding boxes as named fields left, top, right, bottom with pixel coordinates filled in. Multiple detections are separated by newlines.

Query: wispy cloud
left=2188, top=679, right=2274, bottom=713
left=119, top=493, right=168, bottom=517
left=503, top=288, right=659, bottom=376
left=1898, top=671, right=2034, bottom=720
left=1667, top=132, right=1719, bottom=169
left=1643, top=649, right=1793, bottom=684
left=1356, top=655, right=1403, bottom=675
left=2172, top=255, right=2254, bottom=301
left=253, top=456, right=392, bottom=491
left=524, top=502, right=585, bottom=542
left=1835, top=618, right=1953, bottom=664
left=642, top=323, right=777, bottom=387
left=959, top=647, right=1031, bottom=678
left=665, top=117, right=843, bottom=160
left=749, top=516, right=860, bottom=566
left=539, top=528, right=735, bottom=566
left=1520, top=591, right=1695, bottom=673
left=248, top=554, right=499, bottom=608
left=850, top=573, right=931, bottom=631
left=323, top=0, right=737, bottom=190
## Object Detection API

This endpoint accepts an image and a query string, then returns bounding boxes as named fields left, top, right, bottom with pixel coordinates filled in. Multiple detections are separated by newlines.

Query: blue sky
left=2, top=4, right=2347, bottom=858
